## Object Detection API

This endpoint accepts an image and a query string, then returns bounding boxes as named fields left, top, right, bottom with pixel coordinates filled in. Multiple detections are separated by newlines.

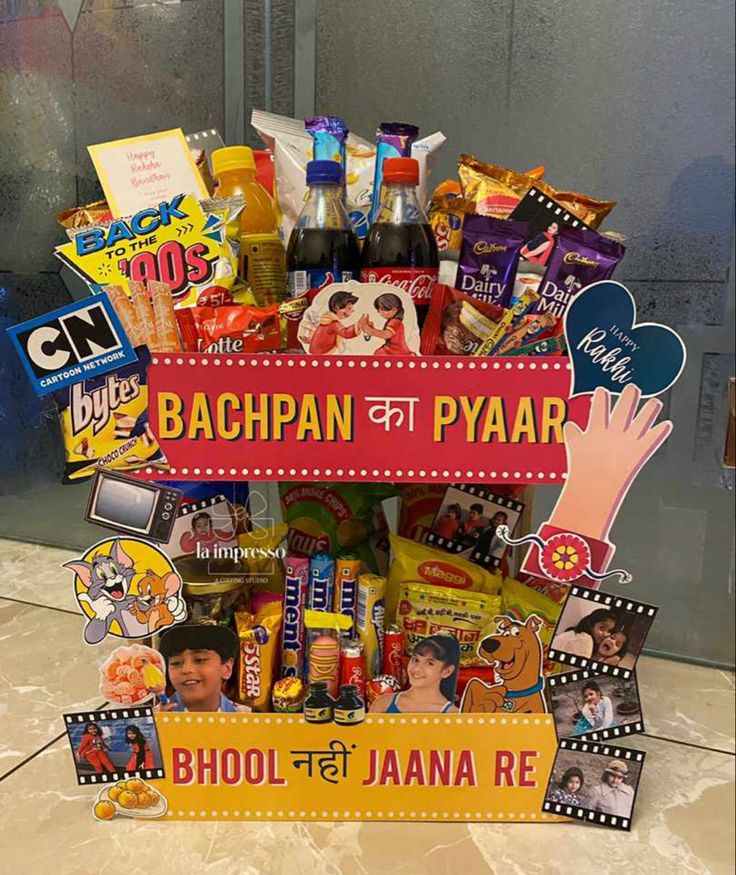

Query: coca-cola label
left=360, top=268, right=438, bottom=305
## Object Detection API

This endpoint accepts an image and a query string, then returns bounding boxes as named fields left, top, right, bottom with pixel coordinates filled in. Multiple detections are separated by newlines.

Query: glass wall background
left=0, top=0, right=733, bottom=665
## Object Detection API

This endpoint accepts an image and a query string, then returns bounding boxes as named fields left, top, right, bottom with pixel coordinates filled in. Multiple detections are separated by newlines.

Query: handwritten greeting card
left=88, top=129, right=208, bottom=218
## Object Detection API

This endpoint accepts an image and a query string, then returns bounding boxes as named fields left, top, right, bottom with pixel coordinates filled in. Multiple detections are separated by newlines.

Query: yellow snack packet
left=386, top=534, right=502, bottom=624
left=397, top=581, right=501, bottom=667
left=236, top=523, right=288, bottom=594
left=55, top=347, right=167, bottom=483
left=235, top=597, right=283, bottom=711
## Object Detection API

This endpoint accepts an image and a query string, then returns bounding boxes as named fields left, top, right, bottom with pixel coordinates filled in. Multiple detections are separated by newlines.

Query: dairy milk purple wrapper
left=531, top=226, right=625, bottom=324
left=454, top=214, right=530, bottom=307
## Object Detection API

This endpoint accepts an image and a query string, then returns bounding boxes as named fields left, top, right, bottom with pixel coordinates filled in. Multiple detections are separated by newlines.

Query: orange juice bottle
left=211, top=146, right=286, bottom=305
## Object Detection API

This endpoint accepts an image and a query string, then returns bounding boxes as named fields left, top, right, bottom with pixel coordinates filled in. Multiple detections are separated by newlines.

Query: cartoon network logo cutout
left=6, top=294, right=137, bottom=396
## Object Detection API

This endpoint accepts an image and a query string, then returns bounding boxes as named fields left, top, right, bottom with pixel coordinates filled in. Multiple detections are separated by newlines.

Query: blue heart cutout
left=564, top=280, right=686, bottom=397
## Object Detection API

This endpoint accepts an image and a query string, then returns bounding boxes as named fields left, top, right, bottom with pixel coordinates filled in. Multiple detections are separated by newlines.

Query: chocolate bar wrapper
left=369, top=121, right=419, bottom=222
left=455, top=214, right=530, bottom=308
left=420, top=283, right=505, bottom=356
left=530, top=225, right=625, bottom=327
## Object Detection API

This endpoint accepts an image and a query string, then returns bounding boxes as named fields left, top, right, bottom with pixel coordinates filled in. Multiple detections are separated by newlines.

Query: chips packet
left=501, top=575, right=564, bottom=677
left=54, top=346, right=167, bottom=483
left=397, top=581, right=502, bottom=667
left=396, top=484, right=448, bottom=545
left=459, top=154, right=616, bottom=229
left=455, top=214, right=530, bottom=307
left=420, top=284, right=505, bottom=356
left=386, top=534, right=502, bottom=625
left=428, top=191, right=467, bottom=253
left=235, top=594, right=283, bottom=710
left=176, top=302, right=283, bottom=354
left=236, top=523, right=289, bottom=593
left=279, top=483, right=396, bottom=574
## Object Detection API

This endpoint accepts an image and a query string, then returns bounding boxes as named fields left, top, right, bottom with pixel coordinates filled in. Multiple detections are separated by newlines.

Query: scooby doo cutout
left=64, top=537, right=186, bottom=644
left=461, top=615, right=547, bottom=714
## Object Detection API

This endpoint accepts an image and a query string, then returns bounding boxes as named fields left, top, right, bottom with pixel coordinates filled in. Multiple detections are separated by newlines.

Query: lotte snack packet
left=397, top=581, right=501, bottom=667
left=175, top=302, right=283, bottom=354
left=235, top=595, right=283, bottom=710
left=55, top=347, right=167, bottom=483
left=455, top=214, right=531, bottom=307
left=386, top=534, right=502, bottom=625
left=530, top=225, right=625, bottom=328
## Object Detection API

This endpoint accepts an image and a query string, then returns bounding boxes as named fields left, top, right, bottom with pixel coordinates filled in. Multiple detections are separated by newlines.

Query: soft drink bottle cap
left=212, top=146, right=256, bottom=175
left=306, top=160, right=342, bottom=186
left=383, top=157, right=419, bottom=184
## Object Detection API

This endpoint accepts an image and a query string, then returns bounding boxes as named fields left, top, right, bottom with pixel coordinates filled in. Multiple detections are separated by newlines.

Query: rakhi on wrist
left=497, top=523, right=632, bottom=589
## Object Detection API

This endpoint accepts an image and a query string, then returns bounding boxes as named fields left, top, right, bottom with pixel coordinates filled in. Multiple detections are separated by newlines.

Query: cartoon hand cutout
left=551, top=384, right=672, bottom=542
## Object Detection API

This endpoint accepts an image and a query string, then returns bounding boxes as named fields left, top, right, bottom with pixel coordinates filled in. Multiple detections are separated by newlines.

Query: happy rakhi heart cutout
left=564, top=280, right=686, bottom=398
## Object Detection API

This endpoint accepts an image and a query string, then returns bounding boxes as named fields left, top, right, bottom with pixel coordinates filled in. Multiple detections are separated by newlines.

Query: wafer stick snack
left=103, top=283, right=147, bottom=347
left=148, top=280, right=183, bottom=353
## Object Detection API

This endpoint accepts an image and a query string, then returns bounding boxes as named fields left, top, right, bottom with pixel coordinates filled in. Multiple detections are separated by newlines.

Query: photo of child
left=163, top=495, right=239, bottom=560
left=428, top=485, right=524, bottom=569
left=549, top=590, right=655, bottom=673
left=65, top=710, right=163, bottom=784
left=156, top=623, right=249, bottom=713
left=370, top=634, right=461, bottom=714
left=544, top=744, right=644, bottom=829
left=546, top=671, right=644, bottom=740
left=178, top=508, right=236, bottom=555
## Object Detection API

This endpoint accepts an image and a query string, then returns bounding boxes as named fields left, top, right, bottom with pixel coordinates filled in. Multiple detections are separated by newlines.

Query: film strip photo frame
left=548, top=585, right=658, bottom=679
left=511, top=187, right=592, bottom=233
left=427, top=484, right=525, bottom=569
left=542, top=739, right=646, bottom=831
left=176, top=494, right=230, bottom=519
left=546, top=669, right=645, bottom=742
left=64, top=707, right=164, bottom=785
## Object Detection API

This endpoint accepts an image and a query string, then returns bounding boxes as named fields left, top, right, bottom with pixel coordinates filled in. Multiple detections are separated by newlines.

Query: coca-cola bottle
left=360, top=156, right=439, bottom=325
left=286, top=160, right=360, bottom=297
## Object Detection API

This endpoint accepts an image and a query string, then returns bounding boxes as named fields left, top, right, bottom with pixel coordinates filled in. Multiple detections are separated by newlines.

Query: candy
left=382, top=625, right=405, bottom=686
left=356, top=573, right=386, bottom=679
left=305, top=115, right=348, bottom=182
left=365, top=673, right=401, bottom=705
left=340, top=638, right=366, bottom=698
left=280, top=553, right=310, bottom=679
left=397, top=581, right=501, bottom=667
left=148, top=279, right=183, bottom=352
left=235, top=595, right=283, bottom=711
left=308, top=633, right=341, bottom=697
left=308, top=552, right=336, bottom=612
left=272, top=676, right=305, bottom=713
left=455, top=215, right=530, bottom=308
left=385, top=534, right=502, bottom=625
left=333, top=553, right=361, bottom=634
left=98, top=644, right=166, bottom=705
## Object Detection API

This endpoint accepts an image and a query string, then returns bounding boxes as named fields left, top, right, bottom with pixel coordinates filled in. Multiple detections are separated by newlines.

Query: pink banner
left=141, top=354, right=588, bottom=483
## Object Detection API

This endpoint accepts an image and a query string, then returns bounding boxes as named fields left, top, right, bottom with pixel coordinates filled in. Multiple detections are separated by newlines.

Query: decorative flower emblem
left=539, top=533, right=591, bottom=581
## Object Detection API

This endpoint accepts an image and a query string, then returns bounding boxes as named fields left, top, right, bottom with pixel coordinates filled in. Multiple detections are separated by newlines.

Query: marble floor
left=0, top=537, right=733, bottom=875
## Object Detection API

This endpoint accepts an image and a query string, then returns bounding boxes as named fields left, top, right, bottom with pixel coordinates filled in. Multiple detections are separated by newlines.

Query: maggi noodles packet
left=54, top=346, right=168, bottom=483
left=386, top=534, right=502, bottom=624
left=397, top=581, right=501, bottom=667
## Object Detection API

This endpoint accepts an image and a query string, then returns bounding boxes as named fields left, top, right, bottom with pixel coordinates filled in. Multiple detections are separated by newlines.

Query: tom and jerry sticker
left=64, top=537, right=186, bottom=644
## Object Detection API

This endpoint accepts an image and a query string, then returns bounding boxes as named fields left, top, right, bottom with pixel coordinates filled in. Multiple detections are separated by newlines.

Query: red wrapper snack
left=420, top=284, right=505, bottom=356
left=397, top=483, right=448, bottom=545
left=176, top=303, right=283, bottom=354
left=456, top=666, right=499, bottom=706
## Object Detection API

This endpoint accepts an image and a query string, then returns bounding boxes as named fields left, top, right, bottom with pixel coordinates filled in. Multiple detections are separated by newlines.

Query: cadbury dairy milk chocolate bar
left=530, top=226, right=625, bottom=324
left=454, top=214, right=530, bottom=308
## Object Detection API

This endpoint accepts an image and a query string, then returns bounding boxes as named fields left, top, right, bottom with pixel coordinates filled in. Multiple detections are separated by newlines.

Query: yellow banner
left=54, top=194, right=226, bottom=306
left=153, top=712, right=563, bottom=822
